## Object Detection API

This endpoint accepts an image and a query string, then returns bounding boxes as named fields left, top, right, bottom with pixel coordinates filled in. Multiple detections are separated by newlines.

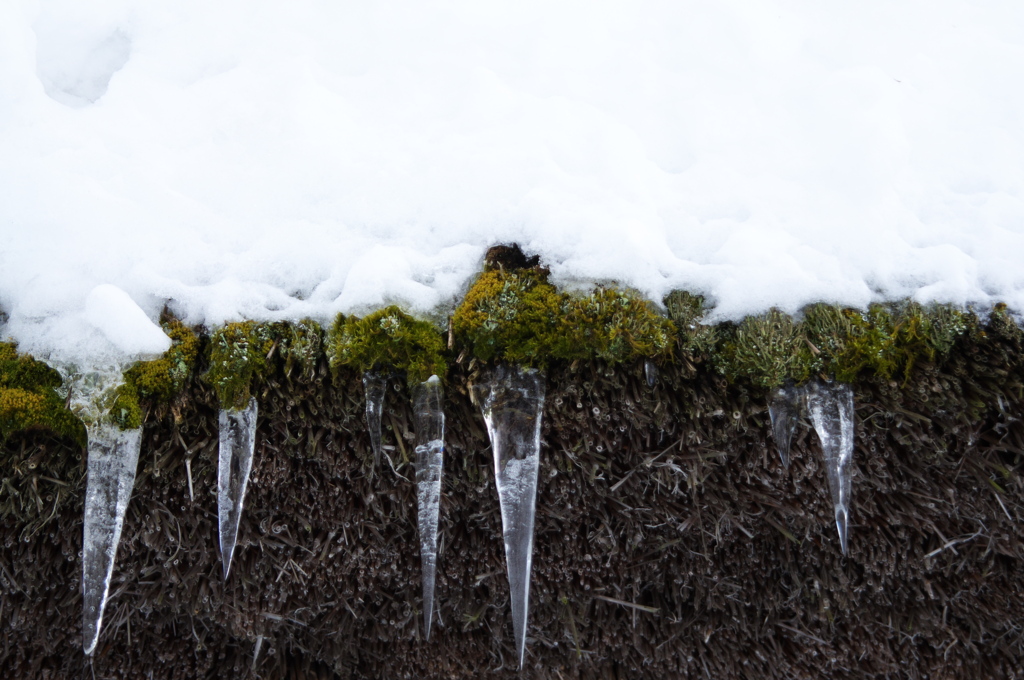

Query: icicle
left=218, top=397, right=258, bottom=579
left=363, top=371, right=387, bottom=465
left=82, top=424, right=141, bottom=655
left=644, top=359, right=658, bottom=387
left=769, top=382, right=801, bottom=468
left=805, top=379, right=855, bottom=555
left=473, top=365, right=545, bottom=669
left=412, top=375, right=445, bottom=641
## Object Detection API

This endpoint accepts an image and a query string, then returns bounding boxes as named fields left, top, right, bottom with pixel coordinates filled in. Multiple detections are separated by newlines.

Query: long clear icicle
left=413, top=375, right=445, bottom=640
left=363, top=371, right=387, bottom=466
left=769, top=382, right=801, bottom=468
left=218, top=397, right=258, bottom=579
left=82, top=425, right=142, bottom=655
left=805, top=379, right=855, bottom=555
left=473, top=365, right=545, bottom=669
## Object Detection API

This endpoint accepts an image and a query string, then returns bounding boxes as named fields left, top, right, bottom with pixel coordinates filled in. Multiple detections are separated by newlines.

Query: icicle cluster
left=769, top=378, right=856, bottom=554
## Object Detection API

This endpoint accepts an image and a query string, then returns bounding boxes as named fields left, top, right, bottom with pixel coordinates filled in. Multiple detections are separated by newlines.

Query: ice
left=804, top=379, right=855, bottom=555
left=769, top=382, right=802, bottom=468
left=472, top=365, right=545, bottom=669
left=218, top=397, right=258, bottom=580
left=412, top=375, right=445, bottom=640
left=82, top=424, right=141, bottom=655
left=363, top=371, right=387, bottom=467
left=644, top=359, right=658, bottom=387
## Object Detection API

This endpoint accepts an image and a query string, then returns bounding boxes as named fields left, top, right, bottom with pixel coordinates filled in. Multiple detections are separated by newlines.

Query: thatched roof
left=1, top=311, right=1022, bottom=679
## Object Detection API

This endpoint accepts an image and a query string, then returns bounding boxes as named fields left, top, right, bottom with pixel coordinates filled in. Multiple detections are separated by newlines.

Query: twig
left=593, top=594, right=658, bottom=614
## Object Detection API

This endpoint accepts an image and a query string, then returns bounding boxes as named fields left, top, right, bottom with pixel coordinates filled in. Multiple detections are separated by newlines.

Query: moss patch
left=327, top=307, right=445, bottom=387
left=0, top=342, right=84, bottom=446
left=107, top=318, right=201, bottom=429
left=718, top=301, right=978, bottom=389
left=206, top=321, right=277, bottom=410
left=453, top=269, right=675, bottom=366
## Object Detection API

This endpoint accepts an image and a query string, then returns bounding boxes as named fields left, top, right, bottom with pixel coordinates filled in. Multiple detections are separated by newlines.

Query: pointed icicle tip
left=836, top=505, right=849, bottom=556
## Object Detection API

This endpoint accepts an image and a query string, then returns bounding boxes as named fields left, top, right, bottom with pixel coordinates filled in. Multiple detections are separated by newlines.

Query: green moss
left=0, top=342, right=85, bottom=446
left=716, top=300, right=979, bottom=389
left=106, top=382, right=143, bottom=430
left=327, top=307, right=445, bottom=386
left=718, top=310, right=813, bottom=389
left=453, top=269, right=675, bottom=366
left=280, top=318, right=325, bottom=380
left=206, top=321, right=276, bottom=409
left=452, top=269, right=562, bottom=365
left=123, top=318, right=200, bottom=403
left=554, top=287, right=675, bottom=363
left=664, top=291, right=718, bottom=355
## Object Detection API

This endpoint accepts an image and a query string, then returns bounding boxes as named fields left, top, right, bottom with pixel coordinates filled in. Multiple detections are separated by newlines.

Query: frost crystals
left=413, top=375, right=445, bottom=640
left=769, top=382, right=801, bottom=468
left=804, top=379, right=855, bottom=555
left=218, top=397, right=258, bottom=579
left=82, top=425, right=141, bottom=655
left=473, top=365, right=545, bottom=669
left=363, top=371, right=387, bottom=465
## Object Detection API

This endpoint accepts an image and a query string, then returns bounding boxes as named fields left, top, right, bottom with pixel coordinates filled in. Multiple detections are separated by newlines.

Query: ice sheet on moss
left=2, top=1, right=1024, bottom=361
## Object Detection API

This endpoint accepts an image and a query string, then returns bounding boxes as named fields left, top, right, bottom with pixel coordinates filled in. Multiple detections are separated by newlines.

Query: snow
left=2, top=0, right=1024, bottom=362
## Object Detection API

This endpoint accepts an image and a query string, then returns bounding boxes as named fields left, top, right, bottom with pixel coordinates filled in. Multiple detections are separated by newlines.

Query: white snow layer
left=2, top=0, right=1023, bottom=362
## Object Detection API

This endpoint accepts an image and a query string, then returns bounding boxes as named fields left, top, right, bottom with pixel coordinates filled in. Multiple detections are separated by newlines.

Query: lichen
left=327, top=307, right=446, bottom=387
left=206, top=321, right=276, bottom=410
left=0, top=342, right=85, bottom=446
left=453, top=269, right=674, bottom=366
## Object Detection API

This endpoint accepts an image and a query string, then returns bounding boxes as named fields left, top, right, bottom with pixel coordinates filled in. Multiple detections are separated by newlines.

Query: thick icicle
left=363, top=371, right=387, bottom=465
left=218, top=397, right=258, bottom=579
left=769, top=382, right=802, bottom=468
left=473, top=365, right=545, bottom=669
left=805, top=379, right=855, bottom=555
left=412, top=375, right=445, bottom=640
left=82, top=424, right=142, bottom=655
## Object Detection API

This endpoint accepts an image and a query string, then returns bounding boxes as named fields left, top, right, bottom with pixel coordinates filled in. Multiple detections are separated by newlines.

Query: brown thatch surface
left=2, top=320, right=1023, bottom=679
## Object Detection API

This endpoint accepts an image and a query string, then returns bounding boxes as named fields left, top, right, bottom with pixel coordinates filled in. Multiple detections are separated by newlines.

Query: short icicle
left=82, top=424, right=142, bottom=655
left=473, top=365, right=546, bottom=670
left=413, top=375, right=445, bottom=640
left=769, top=382, right=802, bottom=468
left=218, top=397, right=258, bottom=579
left=805, top=379, right=855, bottom=555
left=362, top=371, right=388, bottom=466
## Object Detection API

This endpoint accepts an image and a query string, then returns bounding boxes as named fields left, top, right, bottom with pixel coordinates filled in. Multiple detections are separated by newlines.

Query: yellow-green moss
left=0, top=342, right=85, bottom=445
left=664, top=291, right=718, bottom=355
left=105, top=318, right=201, bottom=430
left=717, top=301, right=978, bottom=389
left=206, top=321, right=276, bottom=410
left=453, top=270, right=675, bottom=366
left=717, top=310, right=813, bottom=389
left=327, top=307, right=445, bottom=386
left=280, top=318, right=325, bottom=380
left=554, top=287, right=675, bottom=363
